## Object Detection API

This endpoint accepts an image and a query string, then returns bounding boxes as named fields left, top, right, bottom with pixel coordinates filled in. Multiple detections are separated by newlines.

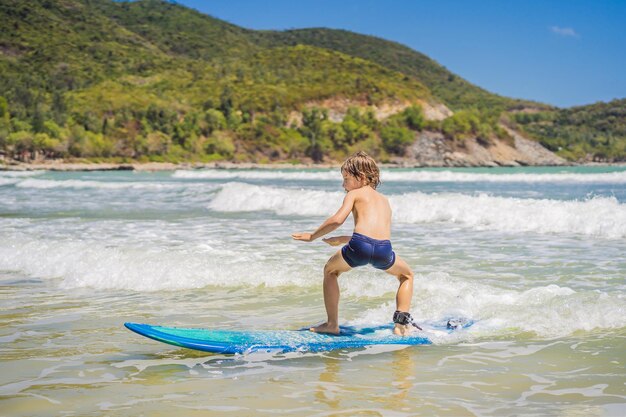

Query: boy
left=292, top=151, right=420, bottom=336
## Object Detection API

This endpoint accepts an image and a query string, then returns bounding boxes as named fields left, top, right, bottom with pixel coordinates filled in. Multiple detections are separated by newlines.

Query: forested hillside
left=0, top=0, right=623, bottom=163
left=256, top=28, right=551, bottom=114
left=510, top=99, right=626, bottom=161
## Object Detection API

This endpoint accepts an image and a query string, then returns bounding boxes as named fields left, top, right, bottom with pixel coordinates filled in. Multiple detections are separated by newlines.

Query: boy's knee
left=398, top=270, right=413, bottom=282
left=324, top=263, right=340, bottom=278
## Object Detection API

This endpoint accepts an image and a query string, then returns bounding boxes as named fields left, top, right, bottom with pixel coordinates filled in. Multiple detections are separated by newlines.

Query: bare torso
left=351, top=186, right=392, bottom=240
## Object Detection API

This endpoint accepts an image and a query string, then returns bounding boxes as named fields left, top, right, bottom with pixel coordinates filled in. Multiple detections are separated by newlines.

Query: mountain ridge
left=0, top=0, right=623, bottom=164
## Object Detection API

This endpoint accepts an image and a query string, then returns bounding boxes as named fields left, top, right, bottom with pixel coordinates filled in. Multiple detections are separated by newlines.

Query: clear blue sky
left=174, top=0, right=626, bottom=108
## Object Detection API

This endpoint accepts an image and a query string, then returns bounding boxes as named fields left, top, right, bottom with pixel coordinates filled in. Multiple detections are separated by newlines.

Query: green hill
left=0, top=0, right=623, bottom=163
left=510, top=99, right=626, bottom=161
left=88, top=2, right=545, bottom=114
left=0, top=0, right=174, bottom=117
left=256, top=28, right=551, bottom=114
left=91, top=0, right=260, bottom=60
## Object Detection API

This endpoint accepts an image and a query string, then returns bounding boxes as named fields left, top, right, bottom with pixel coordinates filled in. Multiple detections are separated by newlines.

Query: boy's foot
left=393, top=323, right=413, bottom=336
left=310, top=322, right=340, bottom=335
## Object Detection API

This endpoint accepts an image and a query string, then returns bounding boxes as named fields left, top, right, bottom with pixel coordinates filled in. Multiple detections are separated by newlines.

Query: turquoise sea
left=1, top=166, right=625, bottom=416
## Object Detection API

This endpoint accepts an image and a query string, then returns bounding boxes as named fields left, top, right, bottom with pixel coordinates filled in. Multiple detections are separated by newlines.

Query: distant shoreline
left=0, top=161, right=339, bottom=172
left=1, top=160, right=625, bottom=172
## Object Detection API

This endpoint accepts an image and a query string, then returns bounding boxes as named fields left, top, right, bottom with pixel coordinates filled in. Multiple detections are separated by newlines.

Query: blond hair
left=341, top=151, right=381, bottom=189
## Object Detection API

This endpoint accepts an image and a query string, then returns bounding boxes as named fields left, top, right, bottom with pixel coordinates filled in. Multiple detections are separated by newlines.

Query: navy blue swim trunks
left=341, top=232, right=396, bottom=270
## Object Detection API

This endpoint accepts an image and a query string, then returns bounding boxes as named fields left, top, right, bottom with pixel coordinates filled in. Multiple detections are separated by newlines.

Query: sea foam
left=208, top=182, right=343, bottom=216
left=0, top=233, right=317, bottom=292
left=208, top=183, right=626, bottom=238
left=390, top=192, right=626, bottom=239
left=382, top=170, right=626, bottom=183
left=174, top=169, right=626, bottom=183
left=2, top=234, right=623, bottom=340
left=349, top=271, right=626, bottom=340
left=0, top=178, right=19, bottom=187
left=0, top=170, right=46, bottom=187
left=14, top=178, right=184, bottom=190
left=174, top=169, right=339, bottom=181
left=0, top=170, right=46, bottom=177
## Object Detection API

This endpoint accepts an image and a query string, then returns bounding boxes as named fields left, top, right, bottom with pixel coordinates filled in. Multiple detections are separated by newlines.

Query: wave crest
left=174, top=169, right=626, bottom=183
left=208, top=183, right=626, bottom=238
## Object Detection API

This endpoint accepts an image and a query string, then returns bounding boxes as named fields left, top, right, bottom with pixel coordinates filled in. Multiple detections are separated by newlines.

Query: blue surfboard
left=125, top=320, right=472, bottom=354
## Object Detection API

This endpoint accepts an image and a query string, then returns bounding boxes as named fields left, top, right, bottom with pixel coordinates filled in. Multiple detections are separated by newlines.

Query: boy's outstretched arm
left=292, top=191, right=356, bottom=242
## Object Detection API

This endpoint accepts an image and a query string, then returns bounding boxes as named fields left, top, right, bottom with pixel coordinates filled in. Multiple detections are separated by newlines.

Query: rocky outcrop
left=403, top=131, right=451, bottom=166
left=400, top=128, right=567, bottom=167
left=506, top=127, right=567, bottom=166
left=420, top=101, right=453, bottom=121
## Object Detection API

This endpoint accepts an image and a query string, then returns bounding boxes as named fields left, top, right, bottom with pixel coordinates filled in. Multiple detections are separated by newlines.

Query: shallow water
left=1, top=166, right=625, bottom=416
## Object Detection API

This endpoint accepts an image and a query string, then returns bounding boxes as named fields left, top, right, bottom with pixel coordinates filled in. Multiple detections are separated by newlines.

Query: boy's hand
left=322, top=236, right=347, bottom=246
left=292, top=232, right=314, bottom=242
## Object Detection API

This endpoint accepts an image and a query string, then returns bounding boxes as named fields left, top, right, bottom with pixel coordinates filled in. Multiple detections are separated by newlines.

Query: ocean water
left=1, top=166, right=625, bottom=416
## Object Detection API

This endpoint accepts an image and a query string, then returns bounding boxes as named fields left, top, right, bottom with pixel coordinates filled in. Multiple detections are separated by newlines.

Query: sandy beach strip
left=0, top=161, right=343, bottom=172
left=3, top=159, right=624, bottom=172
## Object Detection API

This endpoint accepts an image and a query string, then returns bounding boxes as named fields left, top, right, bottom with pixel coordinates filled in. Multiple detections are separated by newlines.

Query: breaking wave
left=174, top=169, right=626, bottom=183
left=208, top=183, right=626, bottom=239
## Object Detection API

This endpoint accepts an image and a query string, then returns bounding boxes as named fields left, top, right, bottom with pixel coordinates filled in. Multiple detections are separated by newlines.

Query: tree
left=32, top=104, right=45, bottom=133
left=301, top=107, right=328, bottom=162
left=144, top=131, right=171, bottom=155
left=0, top=96, right=9, bottom=120
left=219, top=85, right=234, bottom=118
left=0, top=97, right=10, bottom=146
left=7, top=131, right=34, bottom=159
left=33, top=132, right=61, bottom=157
left=442, top=110, right=480, bottom=139
left=380, top=125, right=414, bottom=155
left=402, top=105, right=425, bottom=130
left=204, top=109, right=227, bottom=134
left=43, top=120, right=62, bottom=138
left=51, top=91, right=67, bottom=124
left=277, top=128, right=308, bottom=157
left=205, top=131, right=235, bottom=158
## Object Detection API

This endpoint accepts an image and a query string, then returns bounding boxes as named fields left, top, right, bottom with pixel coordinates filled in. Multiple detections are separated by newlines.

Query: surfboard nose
left=124, top=322, right=150, bottom=334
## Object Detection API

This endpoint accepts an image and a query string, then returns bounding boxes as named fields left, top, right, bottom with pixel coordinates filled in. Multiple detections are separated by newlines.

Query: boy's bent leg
left=384, top=255, right=415, bottom=336
left=310, top=249, right=352, bottom=335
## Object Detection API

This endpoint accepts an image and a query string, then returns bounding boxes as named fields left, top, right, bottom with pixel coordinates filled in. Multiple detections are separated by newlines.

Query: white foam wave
left=15, top=178, right=182, bottom=190
left=2, top=234, right=623, bottom=340
left=0, top=178, right=19, bottom=187
left=208, top=183, right=626, bottom=238
left=208, top=182, right=343, bottom=216
left=0, top=236, right=318, bottom=292
left=0, top=170, right=46, bottom=177
left=351, top=272, right=626, bottom=339
left=391, top=192, right=626, bottom=239
left=383, top=170, right=626, bottom=183
left=174, top=169, right=339, bottom=181
left=0, top=170, right=45, bottom=186
left=174, top=169, right=626, bottom=183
